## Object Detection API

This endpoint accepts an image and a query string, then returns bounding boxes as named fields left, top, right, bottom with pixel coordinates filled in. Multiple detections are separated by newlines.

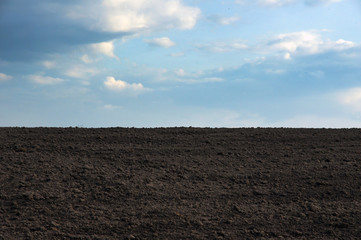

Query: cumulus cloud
left=270, top=31, right=322, bottom=55
left=92, top=41, right=118, bottom=59
left=68, top=0, right=200, bottom=32
left=29, top=75, right=64, bottom=85
left=268, top=31, right=355, bottom=58
left=145, top=37, right=176, bottom=48
left=104, top=76, right=148, bottom=94
left=0, top=73, right=13, bottom=82
left=338, top=88, right=361, bottom=112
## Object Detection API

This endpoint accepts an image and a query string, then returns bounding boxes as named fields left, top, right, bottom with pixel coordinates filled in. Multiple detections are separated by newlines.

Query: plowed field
left=1, top=128, right=361, bottom=239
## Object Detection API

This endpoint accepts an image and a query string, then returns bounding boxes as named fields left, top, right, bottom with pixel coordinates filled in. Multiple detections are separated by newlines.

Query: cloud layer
left=268, top=31, right=355, bottom=58
left=0, top=0, right=200, bottom=61
left=197, top=30, right=356, bottom=60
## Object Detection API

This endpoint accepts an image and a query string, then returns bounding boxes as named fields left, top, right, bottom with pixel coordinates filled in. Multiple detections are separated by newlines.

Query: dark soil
left=1, top=127, right=361, bottom=239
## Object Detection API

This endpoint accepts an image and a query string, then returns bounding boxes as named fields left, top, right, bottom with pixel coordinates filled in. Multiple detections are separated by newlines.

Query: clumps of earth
left=1, top=127, right=361, bottom=239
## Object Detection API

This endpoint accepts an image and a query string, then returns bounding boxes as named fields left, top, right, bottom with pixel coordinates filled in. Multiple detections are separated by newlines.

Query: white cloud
left=104, top=76, right=148, bottom=94
left=103, top=104, right=122, bottom=110
left=197, top=41, right=248, bottom=53
left=219, top=16, right=240, bottom=25
left=177, top=77, right=224, bottom=84
left=92, top=41, right=118, bottom=59
left=65, top=65, right=98, bottom=79
left=269, top=31, right=355, bottom=58
left=138, top=65, right=225, bottom=84
left=334, top=39, right=355, bottom=50
left=29, top=75, right=64, bottom=85
left=42, top=61, right=56, bottom=69
left=0, top=73, right=12, bottom=82
left=271, top=31, right=323, bottom=54
left=198, top=31, right=356, bottom=59
left=338, top=88, right=361, bottom=112
left=145, top=37, right=176, bottom=48
left=207, top=15, right=240, bottom=25
left=68, top=0, right=200, bottom=33
left=258, top=0, right=295, bottom=7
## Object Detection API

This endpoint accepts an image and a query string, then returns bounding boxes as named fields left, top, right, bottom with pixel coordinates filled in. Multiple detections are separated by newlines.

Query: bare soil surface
left=1, top=127, right=361, bottom=239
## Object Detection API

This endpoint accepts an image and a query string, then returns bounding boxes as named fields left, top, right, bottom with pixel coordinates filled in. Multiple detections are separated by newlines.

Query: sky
left=1, top=0, right=361, bottom=127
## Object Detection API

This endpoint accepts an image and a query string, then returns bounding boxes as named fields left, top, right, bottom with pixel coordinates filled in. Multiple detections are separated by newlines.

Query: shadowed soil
left=1, top=127, right=361, bottom=239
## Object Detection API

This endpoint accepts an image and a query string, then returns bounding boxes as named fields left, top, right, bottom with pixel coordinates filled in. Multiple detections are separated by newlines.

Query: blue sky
left=1, top=0, right=361, bottom=127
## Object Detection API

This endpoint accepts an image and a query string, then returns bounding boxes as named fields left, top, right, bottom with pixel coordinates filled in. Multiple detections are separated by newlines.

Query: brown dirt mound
left=1, top=127, right=361, bottom=239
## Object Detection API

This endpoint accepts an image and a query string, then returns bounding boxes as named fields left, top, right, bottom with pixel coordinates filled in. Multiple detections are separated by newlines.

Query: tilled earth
left=1, top=127, right=361, bottom=239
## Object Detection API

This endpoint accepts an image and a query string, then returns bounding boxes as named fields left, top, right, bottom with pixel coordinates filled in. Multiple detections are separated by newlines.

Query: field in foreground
left=1, top=127, right=361, bottom=239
